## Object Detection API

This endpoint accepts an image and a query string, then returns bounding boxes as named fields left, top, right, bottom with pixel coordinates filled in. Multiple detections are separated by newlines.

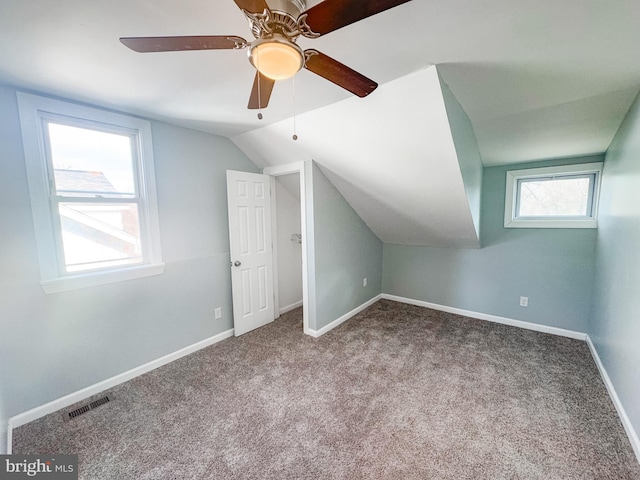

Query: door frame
left=263, top=161, right=314, bottom=336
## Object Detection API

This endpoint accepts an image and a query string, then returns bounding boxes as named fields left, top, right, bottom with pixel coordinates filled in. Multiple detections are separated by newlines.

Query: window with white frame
left=17, top=92, right=163, bottom=293
left=504, top=162, right=603, bottom=229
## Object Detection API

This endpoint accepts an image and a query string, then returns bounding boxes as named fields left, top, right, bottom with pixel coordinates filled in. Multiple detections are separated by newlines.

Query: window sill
left=504, top=218, right=598, bottom=229
left=40, top=263, right=165, bottom=294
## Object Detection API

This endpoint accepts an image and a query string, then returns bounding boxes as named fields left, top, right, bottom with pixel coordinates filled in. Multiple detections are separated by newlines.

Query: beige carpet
left=13, top=300, right=640, bottom=479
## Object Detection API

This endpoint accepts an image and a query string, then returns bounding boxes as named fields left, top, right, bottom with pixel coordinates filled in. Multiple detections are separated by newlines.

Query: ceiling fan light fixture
left=249, top=36, right=304, bottom=81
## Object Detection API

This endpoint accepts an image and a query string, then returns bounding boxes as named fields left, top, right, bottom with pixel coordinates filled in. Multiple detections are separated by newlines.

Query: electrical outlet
left=519, top=296, right=528, bottom=307
left=363, top=277, right=368, bottom=287
left=214, top=307, right=222, bottom=319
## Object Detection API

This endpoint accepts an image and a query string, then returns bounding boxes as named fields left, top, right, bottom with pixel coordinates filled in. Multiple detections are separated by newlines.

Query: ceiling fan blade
left=300, top=0, right=412, bottom=37
left=248, top=72, right=275, bottom=109
left=233, top=0, right=270, bottom=14
left=119, top=36, right=248, bottom=53
left=304, top=49, right=377, bottom=98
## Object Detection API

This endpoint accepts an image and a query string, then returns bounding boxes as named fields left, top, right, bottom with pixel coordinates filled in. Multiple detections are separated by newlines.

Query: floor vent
left=89, top=396, right=111, bottom=409
left=66, top=395, right=112, bottom=420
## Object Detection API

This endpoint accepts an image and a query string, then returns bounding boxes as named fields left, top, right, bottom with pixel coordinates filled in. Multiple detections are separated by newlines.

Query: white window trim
left=17, top=92, right=164, bottom=293
left=504, top=162, right=603, bottom=229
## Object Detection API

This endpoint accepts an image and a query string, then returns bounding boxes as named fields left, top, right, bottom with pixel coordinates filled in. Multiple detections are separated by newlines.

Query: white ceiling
left=1, top=0, right=638, bottom=165
left=234, top=66, right=482, bottom=247
left=1, top=0, right=638, bottom=246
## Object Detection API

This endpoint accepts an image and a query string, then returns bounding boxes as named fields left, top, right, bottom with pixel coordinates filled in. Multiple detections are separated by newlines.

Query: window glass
left=517, top=176, right=592, bottom=217
left=59, top=202, right=142, bottom=272
left=504, top=162, right=602, bottom=229
left=46, top=121, right=145, bottom=273
left=48, top=123, right=136, bottom=197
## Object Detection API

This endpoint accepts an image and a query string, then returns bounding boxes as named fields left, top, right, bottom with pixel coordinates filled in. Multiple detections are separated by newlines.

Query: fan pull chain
left=292, top=75, right=298, bottom=141
left=257, top=52, right=263, bottom=120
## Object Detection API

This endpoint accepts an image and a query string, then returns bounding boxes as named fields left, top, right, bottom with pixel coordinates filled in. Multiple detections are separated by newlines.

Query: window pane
left=59, top=202, right=142, bottom=272
left=48, top=122, right=136, bottom=197
left=518, top=177, right=591, bottom=217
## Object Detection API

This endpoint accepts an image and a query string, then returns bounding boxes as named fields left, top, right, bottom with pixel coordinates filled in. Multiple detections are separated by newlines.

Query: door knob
left=234, top=261, right=241, bottom=267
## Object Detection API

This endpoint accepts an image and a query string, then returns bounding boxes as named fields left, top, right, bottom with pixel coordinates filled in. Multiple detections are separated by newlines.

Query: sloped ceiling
left=0, top=0, right=637, bottom=165
left=0, top=0, right=638, bottom=247
left=233, top=66, right=483, bottom=247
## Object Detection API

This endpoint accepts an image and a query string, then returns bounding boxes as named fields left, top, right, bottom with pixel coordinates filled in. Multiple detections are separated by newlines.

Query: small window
left=504, top=163, right=602, bottom=229
left=17, top=92, right=164, bottom=293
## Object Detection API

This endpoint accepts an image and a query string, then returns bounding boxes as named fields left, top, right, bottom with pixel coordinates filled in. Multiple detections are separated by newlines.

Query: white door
left=226, top=170, right=275, bottom=336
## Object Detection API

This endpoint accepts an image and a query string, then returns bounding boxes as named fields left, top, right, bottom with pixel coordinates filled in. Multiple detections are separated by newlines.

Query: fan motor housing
left=248, top=0, right=306, bottom=39
left=266, top=0, right=306, bottom=18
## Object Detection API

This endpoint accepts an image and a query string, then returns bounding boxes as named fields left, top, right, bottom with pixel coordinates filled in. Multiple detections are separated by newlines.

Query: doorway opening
left=264, top=162, right=312, bottom=335
left=273, top=173, right=303, bottom=319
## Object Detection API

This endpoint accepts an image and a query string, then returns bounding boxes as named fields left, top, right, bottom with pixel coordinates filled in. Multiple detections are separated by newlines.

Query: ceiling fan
left=120, top=0, right=412, bottom=110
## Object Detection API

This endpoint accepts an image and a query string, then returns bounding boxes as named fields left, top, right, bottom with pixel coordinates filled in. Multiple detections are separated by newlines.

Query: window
left=17, top=92, right=163, bottom=293
left=504, top=162, right=603, bottom=229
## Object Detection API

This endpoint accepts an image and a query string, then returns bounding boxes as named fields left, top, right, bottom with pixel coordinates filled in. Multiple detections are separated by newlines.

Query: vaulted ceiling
left=234, top=66, right=484, bottom=247
left=0, top=0, right=638, bottom=246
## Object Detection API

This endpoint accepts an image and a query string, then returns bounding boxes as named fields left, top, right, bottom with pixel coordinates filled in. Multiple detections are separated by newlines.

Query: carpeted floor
left=13, top=300, right=640, bottom=479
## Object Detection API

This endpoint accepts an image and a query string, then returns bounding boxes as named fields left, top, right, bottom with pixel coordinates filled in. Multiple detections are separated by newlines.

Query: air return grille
left=66, top=395, right=112, bottom=420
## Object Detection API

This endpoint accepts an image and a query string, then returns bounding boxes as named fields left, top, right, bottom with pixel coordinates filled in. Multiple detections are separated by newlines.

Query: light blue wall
left=439, top=72, right=483, bottom=240
left=0, top=84, right=259, bottom=449
left=590, top=91, right=640, bottom=441
left=383, top=155, right=601, bottom=332
left=312, top=163, right=383, bottom=331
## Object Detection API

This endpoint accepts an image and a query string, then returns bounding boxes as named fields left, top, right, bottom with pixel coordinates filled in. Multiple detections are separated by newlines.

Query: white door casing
left=226, top=170, right=275, bottom=336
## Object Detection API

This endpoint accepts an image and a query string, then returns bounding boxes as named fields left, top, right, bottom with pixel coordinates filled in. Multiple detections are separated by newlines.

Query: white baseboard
left=7, top=296, right=638, bottom=467
left=586, top=336, right=640, bottom=463
left=6, top=328, right=234, bottom=453
left=381, top=294, right=587, bottom=340
left=280, top=300, right=303, bottom=315
left=308, top=294, right=382, bottom=338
